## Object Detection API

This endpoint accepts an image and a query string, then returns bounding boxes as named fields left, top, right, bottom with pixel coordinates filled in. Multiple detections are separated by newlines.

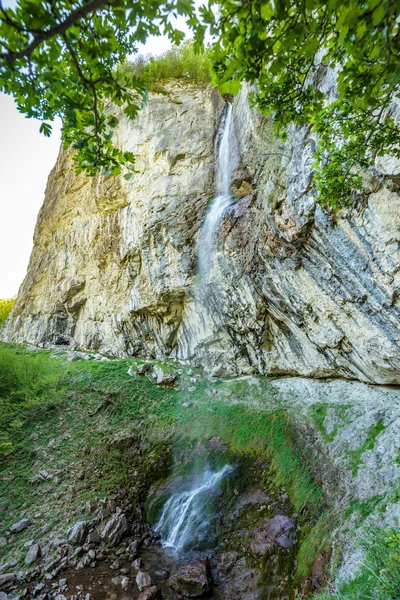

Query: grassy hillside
left=0, top=343, right=398, bottom=599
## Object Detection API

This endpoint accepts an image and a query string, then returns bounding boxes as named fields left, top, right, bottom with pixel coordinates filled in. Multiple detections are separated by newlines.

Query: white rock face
left=2, top=81, right=400, bottom=384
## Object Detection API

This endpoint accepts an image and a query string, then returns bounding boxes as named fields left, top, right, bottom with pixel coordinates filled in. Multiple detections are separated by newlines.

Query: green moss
left=310, top=403, right=352, bottom=442
left=347, top=421, right=387, bottom=475
left=295, top=510, right=336, bottom=581
left=343, top=495, right=385, bottom=521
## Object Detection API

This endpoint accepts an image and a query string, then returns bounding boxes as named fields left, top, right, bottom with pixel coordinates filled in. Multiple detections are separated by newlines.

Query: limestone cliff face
left=3, top=81, right=400, bottom=384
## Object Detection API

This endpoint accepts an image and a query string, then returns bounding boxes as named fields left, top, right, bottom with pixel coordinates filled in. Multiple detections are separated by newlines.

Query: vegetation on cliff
left=0, top=297, right=15, bottom=327
left=122, top=41, right=212, bottom=93
left=1, top=1, right=399, bottom=206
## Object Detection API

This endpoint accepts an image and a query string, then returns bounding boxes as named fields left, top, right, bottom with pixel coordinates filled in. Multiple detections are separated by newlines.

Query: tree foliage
left=208, top=0, right=400, bottom=207
left=0, top=0, right=198, bottom=177
left=0, top=298, right=15, bottom=327
left=1, top=0, right=399, bottom=206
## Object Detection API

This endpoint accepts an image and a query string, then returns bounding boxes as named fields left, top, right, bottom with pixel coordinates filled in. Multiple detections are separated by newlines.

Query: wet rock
left=154, top=570, right=169, bottom=579
left=10, top=518, right=31, bottom=533
left=111, top=575, right=130, bottom=591
left=224, top=557, right=259, bottom=597
left=68, top=521, right=89, bottom=545
left=250, top=515, right=296, bottom=557
left=169, top=559, right=213, bottom=597
left=25, top=544, right=41, bottom=566
left=0, top=574, right=15, bottom=591
left=127, top=539, right=140, bottom=557
left=138, top=586, right=163, bottom=600
left=217, top=552, right=238, bottom=576
left=110, top=560, right=121, bottom=570
left=136, top=571, right=153, bottom=592
left=86, top=532, right=100, bottom=544
left=101, top=513, right=129, bottom=546
left=132, top=558, right=143, bottom=570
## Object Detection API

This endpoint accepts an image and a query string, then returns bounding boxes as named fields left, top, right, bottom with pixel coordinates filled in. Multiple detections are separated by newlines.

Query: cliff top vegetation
left=122, top=41, right=212, bottom=93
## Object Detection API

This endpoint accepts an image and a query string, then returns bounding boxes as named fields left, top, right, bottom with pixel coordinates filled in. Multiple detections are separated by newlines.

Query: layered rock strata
left=3, top=81, right=400, bottom=384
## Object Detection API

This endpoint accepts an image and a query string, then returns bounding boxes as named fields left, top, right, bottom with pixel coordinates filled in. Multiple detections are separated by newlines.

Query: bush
left=122, top=41, right=212, bottom=92
left=0, top=298, right=15, bottom=326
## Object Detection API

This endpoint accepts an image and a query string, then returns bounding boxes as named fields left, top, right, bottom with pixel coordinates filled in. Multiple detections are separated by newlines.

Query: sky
left=0, top=9, right=195, bottom=299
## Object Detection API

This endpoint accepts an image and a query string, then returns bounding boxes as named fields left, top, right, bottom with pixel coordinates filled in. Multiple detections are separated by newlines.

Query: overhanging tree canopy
left=1, top=0, right=399, bottom=206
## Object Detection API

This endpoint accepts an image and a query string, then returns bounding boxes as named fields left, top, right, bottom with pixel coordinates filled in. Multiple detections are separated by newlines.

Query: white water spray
left=154, top=465, right=233, bottom=553
left=198, top=103, right=234, bottom=276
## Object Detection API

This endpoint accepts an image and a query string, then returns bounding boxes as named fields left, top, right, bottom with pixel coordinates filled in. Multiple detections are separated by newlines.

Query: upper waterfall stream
left=197, top=103, right=234, bottom=277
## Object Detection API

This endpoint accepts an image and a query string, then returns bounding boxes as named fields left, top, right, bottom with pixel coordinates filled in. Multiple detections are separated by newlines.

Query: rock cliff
left=3, top=80, right=400, bottom=384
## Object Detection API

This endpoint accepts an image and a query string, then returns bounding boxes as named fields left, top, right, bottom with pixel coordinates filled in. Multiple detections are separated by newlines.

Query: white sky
left=0, top=10, right=195, bottom=298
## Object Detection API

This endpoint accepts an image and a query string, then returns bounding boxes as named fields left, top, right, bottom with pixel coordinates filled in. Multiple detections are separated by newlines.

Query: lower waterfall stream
left=154, top=465, right=234, bottom=553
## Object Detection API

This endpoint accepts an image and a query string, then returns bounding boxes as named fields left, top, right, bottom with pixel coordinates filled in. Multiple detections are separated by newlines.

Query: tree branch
left=0, top=0, right=111, bottom=64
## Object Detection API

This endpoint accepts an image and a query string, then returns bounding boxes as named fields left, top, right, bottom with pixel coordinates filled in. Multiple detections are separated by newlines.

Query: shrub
left=0, top=298, right=15, bottom=326
left=122, top=41, right=212, bottom=92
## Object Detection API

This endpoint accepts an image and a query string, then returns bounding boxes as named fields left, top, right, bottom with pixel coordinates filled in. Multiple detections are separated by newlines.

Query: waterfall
left=197, top=103, right=234, bottom=277
left=154, top=465, right=233, bottom=553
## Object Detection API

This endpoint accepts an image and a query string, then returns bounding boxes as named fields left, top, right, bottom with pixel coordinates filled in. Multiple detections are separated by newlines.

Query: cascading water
left=154, top=465, right=233, bottom=553
left=197, top=103, right=234, bottom=277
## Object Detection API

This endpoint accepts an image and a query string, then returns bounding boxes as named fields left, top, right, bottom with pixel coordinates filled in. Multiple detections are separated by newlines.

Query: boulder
left=250, top=515, right=296, bottom=557
left=132, top=557, right=143, bottom=570
left=136, top=571, right=153, bottom=592
left=25, top=544, right=41, bottom=566
left=136, top=363, right=151, bottom=376
left=169, top=559, right=213, bottom=597
left=0, top=574, right=15, bottom=591
left=101, top=513, right=129, bottom=547
left=68, top=521, right=89, bottom=545
left=9, top=518, right=31, bottom=534
left=127, top=539, right=140, bottom=557
left=0, top=592, right=8, bottom=600
left=111, top=576, right=130, bottom=591
left=138, top=586, right=163, bottom=600
left=86, top=532, right=101, bottom=544
left=149, top=366, right=178, bottom=387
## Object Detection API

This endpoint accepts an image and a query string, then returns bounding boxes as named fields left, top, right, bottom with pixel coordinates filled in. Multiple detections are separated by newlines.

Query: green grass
left=310, top=403, right=352, bottom=442
left=0, top=297, right=15, bottom=326
left=347, top=421, right=387, bottom=475
left=312, top=528, right=400, bottom=600
left=121, top=40, right=212, bottom=93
